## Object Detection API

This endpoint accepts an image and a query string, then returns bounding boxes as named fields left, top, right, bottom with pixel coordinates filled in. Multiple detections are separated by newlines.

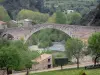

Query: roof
left=0, top=21, right=6, bottom=25
left=32, top=54, right=52, bottom=63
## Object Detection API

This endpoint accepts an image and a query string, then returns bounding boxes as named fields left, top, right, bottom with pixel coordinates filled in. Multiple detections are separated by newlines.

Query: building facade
left=32, top=54, right=53, bottom=70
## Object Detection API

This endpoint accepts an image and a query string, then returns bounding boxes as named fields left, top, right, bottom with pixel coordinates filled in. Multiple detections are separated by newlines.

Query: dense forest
left=0, top=0, right=98, bottom=20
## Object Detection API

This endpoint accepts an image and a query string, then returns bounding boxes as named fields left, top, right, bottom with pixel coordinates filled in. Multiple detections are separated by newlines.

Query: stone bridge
left=1, top=24, right=100, bottom=42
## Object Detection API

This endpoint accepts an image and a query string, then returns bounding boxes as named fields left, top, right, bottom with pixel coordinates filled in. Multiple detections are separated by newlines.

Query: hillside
left=0, top=0, right=98, bottom=20
left=81, top=2, right=100, bottom=26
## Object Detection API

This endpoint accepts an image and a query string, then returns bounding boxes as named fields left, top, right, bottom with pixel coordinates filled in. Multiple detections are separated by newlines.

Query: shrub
left=79, top=70, right=87, bottom=75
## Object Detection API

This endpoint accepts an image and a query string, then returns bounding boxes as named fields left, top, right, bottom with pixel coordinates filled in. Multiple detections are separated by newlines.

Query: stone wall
left=32, top=55, right=53, bottom=70
left=0, top=70, right=6, bottom=75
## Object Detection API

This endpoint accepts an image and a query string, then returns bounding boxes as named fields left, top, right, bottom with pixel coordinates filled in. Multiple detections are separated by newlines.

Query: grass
left=30, top=68, right=100, bottom=75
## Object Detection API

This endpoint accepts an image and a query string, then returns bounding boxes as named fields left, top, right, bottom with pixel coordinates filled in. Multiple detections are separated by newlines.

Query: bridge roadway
left=2, top=24, right=100, bottom=42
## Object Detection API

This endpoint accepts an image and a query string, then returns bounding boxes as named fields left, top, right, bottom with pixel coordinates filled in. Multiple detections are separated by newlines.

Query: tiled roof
left=32, top=54, right=52, bottom=63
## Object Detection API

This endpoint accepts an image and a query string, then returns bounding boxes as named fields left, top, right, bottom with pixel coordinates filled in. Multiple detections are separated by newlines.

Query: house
left=0, top=21, right=7, bottom=29
left=32, top=54, right=53, bottom=70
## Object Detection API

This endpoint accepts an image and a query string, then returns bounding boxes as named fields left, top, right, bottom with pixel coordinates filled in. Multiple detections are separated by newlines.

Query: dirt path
left=11, top=62, right=94, bottom=75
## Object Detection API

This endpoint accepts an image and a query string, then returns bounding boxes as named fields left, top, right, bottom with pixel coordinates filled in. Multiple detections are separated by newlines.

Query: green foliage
left=48, top=12, right=82, bottom=25
left=0, top=0, right=4, bottom=3
left=44, top=0, right=97, bottom=15
left=65, top=38, right=84, bottom=68
left=0, top=46, right=20, bottom=69
left=47, top=13, right=56, bottom=23
left=41, top=50, right=53, bottom=54
left=29, top=51, right=40, bottom=59
left=27, top=29, right=70, bottom=48
left=66, top=12, right=82, bottom=24
left=0, top=38, right=10, bottom=48
left=48, top=12, right=67, bottom=24
left=56, top=12, right=66, bottom=24
left=0, top=6, right=11, bottom=22
left=88, top=32, right=100, bottom=65
left=17, top=9, right=49, bottom=24
left=65, top=38, right=84, bottom=59
left=0, top=39, right=39, bottom=75
left=27, top=34, right=38, bottom=45
left=88, top=32, right=100, bottom=56
left=39, top=40, right=52, bottom=48
left=0, top=39, right=21, bottom=74
left=10, top=41, right=33, bottom=71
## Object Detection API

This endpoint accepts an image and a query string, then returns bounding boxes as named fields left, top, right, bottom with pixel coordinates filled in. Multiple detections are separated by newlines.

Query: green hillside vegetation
left=0, top=6, right=11, bottom=22
left=0, top=0, right=4, bottom=3
left=48, top=12, right=82, bottom=24
left=0, top=0, right=98, bottom=22
left=17, top=9, right=49, bottom=24
left=27, top=29, right=70, bottom=48
left=44, top=0, right=97, bottom=15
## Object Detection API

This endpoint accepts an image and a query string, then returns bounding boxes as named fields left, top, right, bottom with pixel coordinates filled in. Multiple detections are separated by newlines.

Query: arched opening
left=26, top=28, right=71, bottom=52
left=2, top=34, right=14, bottom=40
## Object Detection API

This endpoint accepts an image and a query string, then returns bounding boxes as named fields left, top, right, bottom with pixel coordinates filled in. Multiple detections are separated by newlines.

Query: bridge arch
left=2, top=24, right=99, bottom=42
left=24, top=24, right=75, bottom=42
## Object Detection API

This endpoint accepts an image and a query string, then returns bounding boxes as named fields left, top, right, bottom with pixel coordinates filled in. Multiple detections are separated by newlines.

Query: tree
left=66, top=12, right=82, bottom=25
left=39, top=40, right=52, bottom=49
left=0, top=6, right=11, bottom=22
left=0, top=39, right=21, bottom=75
left=11, top=40, right=40, bottom=75
left=56, top=12, right=66, bottom=24
left=47, top=13, right=56, bottom=23
left=17, top=9, right=49, bottom=24
left=0, top=39, right=34, bottom=75
left=22, top=51, right=33, bottom=75
left=65, top=38, right=84, bottom=69
left=47, top=12, right=67, bottom=24
left=88, top=32, right=100, bottom=65
left=10, top=40, right=32, bottom=75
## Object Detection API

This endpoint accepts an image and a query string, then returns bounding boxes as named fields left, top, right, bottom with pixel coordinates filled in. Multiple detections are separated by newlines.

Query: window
left=48, top=64, right=51, bottom=68
left=48, top=58, right=51, bottom=62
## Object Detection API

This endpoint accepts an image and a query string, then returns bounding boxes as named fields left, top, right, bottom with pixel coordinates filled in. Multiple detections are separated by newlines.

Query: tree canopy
left=65, top=38, right=84, bottom=68
left=0, top=39, right=38, bottom=75
left=66, top=12, right=82, bottom=24
left=56, top=12, right=66, bottom=24
left=88, top=32, right=100, bottom=65
left=0, top=6, right=11, bottom=22
left=0, top=39, right=20, bottom=75
left=17, top=9, right=49, bottom=24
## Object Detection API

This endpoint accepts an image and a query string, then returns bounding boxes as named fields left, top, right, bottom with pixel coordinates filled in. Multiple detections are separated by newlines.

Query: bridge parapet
left=1, top=24, right=100, bottom=42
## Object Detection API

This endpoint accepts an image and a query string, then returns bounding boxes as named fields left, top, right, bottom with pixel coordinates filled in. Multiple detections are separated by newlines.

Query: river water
left=29, top=42, right=65, bottom=51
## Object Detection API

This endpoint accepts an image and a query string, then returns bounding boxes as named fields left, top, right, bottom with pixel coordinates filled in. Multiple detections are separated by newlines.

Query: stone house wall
left=32, top=55, right=53, bottom=71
